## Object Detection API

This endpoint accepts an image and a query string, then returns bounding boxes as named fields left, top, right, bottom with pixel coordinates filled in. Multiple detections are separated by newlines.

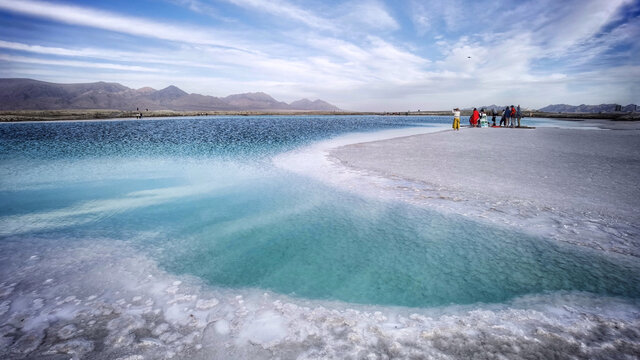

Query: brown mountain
left=0, top=78, right=341, bottom=111
left=289, top=98, right=340, bottom=111
left=538, top=103, right=638, bottom=113
left=224, top=92, right=290, bottom=110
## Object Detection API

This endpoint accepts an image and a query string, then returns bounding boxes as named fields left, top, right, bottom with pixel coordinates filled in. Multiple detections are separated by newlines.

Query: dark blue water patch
left=0, top=115, right=449, bottom=161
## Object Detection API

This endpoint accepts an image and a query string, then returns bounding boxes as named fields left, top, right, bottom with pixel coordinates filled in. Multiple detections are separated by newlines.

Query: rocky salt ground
left=1, top=239, right=639, bottom=359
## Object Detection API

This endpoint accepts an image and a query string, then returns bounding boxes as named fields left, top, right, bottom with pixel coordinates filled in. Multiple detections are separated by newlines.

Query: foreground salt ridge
left=309, top=125, right=640, bottom=257
left=1, top=239, right=639, bottom=359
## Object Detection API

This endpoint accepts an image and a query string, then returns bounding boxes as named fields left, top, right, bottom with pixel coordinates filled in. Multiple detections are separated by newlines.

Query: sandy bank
left=330, top=125, right=640, bottom=256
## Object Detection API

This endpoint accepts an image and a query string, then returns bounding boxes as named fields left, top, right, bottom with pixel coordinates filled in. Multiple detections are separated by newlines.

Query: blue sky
left=0, top=0, right=638, bottom=110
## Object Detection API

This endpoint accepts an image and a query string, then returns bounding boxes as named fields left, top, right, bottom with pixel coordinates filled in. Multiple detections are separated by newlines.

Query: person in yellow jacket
left=452, top=108, right=460, bottom=130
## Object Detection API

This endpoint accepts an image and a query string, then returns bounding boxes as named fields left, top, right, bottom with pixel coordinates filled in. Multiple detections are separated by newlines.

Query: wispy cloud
left=222, top=0, right=331, bottom=30
left=338, top=1, right=399, bottom=31
left=0, top=54, right=161, bottom=72
left=0, top=0, right=249, bottom=51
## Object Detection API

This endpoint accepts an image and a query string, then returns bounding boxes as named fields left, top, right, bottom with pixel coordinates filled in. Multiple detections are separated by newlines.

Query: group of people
left=451, top=105, right=523, bottom=130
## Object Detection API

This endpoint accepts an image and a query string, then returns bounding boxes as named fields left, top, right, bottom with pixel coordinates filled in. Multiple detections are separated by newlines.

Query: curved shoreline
left=328, top=123, right=640, bottom=257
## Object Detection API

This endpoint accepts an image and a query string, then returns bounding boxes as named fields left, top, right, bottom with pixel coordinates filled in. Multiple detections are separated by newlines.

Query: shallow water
left=1, top=115, right=639, bottom=359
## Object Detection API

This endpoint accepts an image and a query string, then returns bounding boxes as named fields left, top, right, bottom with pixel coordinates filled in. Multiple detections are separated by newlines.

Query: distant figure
left=516, top=105, right=522, bottom=127
left=470, top=108, right=480, bottom=127
left=500, top=106, right=509, bottom=126
left=479, top=108, right=488, bottom=127
left=452, top=108, right=460, bottom=131
left=491, top=109, right=497, bottom=126
left=510, top=105, right=516, bottom=127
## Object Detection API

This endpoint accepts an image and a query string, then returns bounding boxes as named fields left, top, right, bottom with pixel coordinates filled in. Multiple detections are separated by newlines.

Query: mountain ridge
left=538, top=103, right=638, bottom=113
left=0, top=78, right=341, bottom=112
left=464, top=103, right=638, bottom=113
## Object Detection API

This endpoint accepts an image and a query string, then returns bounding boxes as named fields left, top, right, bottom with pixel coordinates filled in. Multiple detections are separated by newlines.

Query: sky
left=0, top=0, right=638, bottom=111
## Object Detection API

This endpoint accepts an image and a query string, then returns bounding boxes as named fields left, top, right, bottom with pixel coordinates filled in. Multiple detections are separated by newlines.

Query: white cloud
left=410, top=1, right=431, bottom=35
left=0, top=54, right=161, bottom=72
left=0, top=0, right=250, bottom=50
left=338, top=1, right=399, bottom=31
left=221, top=0, right=398, bottom=33
left=222, top=0, right=331, bottom=30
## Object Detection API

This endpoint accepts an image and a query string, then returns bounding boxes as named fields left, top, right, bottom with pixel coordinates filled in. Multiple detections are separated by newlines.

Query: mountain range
left=0, top=78, right=341, bottom=112
left=465, top=104, right=639, bottom=113
left=537, top=104, right=638, bottom=113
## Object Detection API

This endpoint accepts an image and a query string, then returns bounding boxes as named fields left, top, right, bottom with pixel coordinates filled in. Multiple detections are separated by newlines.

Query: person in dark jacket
left=500, top=106, right=508, bottom=127
left=491, top=109, right=497, bottom=126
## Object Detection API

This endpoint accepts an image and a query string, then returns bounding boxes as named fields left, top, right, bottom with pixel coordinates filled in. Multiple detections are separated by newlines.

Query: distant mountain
left=538, top=103, right=639, bottom=113
left=149, top=85, right=188, bottom=102
left=289, top=98, right=340, bottom=111
left=224, top=92, right=289, bottom=110
left=0, top=78, right=341, bottom=112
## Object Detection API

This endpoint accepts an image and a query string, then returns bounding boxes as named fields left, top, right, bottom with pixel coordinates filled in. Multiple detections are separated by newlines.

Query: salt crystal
left=196, top=298, right=219, bottom=310
left=152, top=323, right=170, bottom=336
left=214, top=319, right=230, bottom=335
left=116, top=354, right=144, bottom=360
left=32, top=299, right=44, bottom=310
left=0, top=300, right=10, bottom=316
left=46, top=338, right=94, bottom=357
left=10, top=330, right=44, bottom=354
left=57, top=324, right=77, bottom=340
left=139, top=337, right=163, bottom=347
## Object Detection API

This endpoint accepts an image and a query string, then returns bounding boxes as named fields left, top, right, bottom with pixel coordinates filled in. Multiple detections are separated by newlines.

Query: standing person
left=491, top=109, right=497, bottom=127
left=479, top=108, right=488, bottom=127
left=452, top=108, right=460, bottom=131
left=500, top=106, right=509, bottom=126
left=510, top=105, right=516, bottom=128
left=516, top=105, right=522, bottom=127
left=470, top=108, right=480, bottom=127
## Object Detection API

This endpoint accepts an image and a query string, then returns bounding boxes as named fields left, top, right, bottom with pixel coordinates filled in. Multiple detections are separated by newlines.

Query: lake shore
left=1, top=109, right=638, bottom=122
left=330, top=122, right=640, bottom=256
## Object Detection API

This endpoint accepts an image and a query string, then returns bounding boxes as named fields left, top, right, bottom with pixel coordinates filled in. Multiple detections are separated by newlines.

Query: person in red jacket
left=469, top=108, right=480, bottom=127
left=509, top=105, right=516, bottom=127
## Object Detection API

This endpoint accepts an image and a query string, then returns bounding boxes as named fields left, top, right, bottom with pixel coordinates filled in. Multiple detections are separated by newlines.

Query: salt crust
left=0, top=239, right=638, bottom=359
left=277, top=124, right=640, bottom=257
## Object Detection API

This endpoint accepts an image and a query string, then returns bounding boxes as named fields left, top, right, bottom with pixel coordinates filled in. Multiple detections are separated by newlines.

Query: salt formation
left=0, top=239, right=638, bottom=359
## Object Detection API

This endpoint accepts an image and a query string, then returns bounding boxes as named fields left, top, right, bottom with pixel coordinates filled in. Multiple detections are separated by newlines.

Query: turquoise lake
left=1, top=115, right=639, bottom=309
